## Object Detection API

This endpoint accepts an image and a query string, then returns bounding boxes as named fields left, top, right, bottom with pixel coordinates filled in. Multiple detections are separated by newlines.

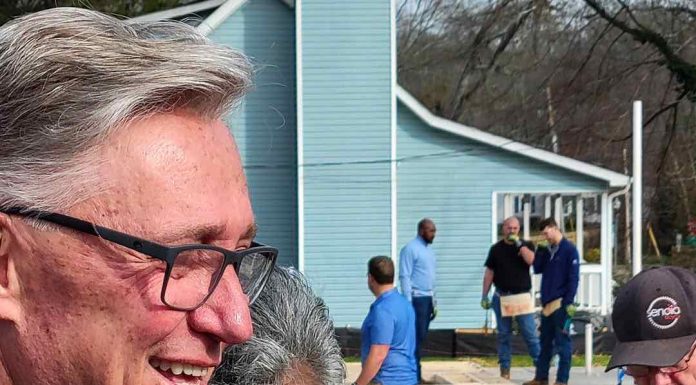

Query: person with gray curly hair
left=0, top=7, right=279, bottom=385
left=212, top=266, right=346, bottom=385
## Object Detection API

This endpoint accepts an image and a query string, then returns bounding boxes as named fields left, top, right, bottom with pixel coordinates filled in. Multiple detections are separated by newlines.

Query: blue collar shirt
left=398, top=236, right=437, bottom=301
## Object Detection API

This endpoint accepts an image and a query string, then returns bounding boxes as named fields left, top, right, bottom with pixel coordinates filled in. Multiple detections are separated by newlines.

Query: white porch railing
left=531, top=263, right=604, bottom=313
left=490, top=263, right=606, bottom=329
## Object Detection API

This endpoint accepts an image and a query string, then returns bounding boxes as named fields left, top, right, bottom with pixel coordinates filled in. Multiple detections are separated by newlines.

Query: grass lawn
left=344, top=355, right=611, bottom=367
left=461, top=354, right=611, bottom=367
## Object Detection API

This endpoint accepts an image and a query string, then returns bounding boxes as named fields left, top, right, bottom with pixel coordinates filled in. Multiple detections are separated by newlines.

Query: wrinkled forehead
left=83, top=111, right=252, bottom=239
left=504, top=219, right=520, bottom=227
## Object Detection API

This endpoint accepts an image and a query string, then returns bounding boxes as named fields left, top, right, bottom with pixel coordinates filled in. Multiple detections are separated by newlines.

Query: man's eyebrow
left=240, top=223, right=258, bottom=241
left=157, top=222, right=257, bottom=245
left=159, top=224, right=227, bottom=244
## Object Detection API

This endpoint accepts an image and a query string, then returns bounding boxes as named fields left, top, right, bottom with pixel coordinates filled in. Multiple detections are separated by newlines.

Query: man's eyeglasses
left=624, top=344, right=696, bottom=378
left=0, top=207, right=278, bottom=311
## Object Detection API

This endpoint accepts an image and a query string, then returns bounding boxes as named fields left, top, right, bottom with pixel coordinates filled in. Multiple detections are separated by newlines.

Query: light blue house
left=132, top=0, right=630, bottom=329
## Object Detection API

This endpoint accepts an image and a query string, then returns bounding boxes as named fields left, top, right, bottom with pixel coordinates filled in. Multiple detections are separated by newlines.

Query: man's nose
left=186, top=268, right=253, bottom=345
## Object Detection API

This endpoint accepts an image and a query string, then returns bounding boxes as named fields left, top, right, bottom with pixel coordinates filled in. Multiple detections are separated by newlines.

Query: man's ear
left=0, top=214, right=22, bottom=323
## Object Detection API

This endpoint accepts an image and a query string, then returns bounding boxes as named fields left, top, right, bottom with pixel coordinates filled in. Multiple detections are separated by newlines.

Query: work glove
left=430, top=306, right=438, bottom=321
left=480, top=296, right=491, bottom=310
left=565, top=304, right=577, bottom=318
left=507, top=234, right=523, bottom=248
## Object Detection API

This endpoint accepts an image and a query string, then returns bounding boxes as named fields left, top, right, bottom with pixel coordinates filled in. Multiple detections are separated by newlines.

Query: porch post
left=504, top=194, right=513, bottom=219
left=576, top=196, right=584, bottom=261
left=545, top=195, right=552, bottom=218
left=554, top=195, right=563, bottom=229
left=606, top=194, right=614, bottom=315
left=523, top=201, right=531, bottom=240
left=600, top=192, right=610, bottom=316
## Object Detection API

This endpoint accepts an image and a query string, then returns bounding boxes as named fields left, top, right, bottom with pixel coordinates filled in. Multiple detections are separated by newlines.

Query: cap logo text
left=646, top=296, right=681, bottom=330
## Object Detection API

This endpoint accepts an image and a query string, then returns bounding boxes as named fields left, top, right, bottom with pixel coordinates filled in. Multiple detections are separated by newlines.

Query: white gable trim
left=197, top=0, right=249, bottom=36
left=126, top=0, right=227, bottom=23
left=195, top=0, right=292, bottom=36
left=130, top=0, right=293, bottom=30
left=396, top=86, right=630, bottom=187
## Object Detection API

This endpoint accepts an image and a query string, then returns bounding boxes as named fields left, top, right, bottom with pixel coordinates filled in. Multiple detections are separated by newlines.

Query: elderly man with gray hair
left=212, top=266, right=346, bottom=385
left=0, top=7, right=280, bottom=385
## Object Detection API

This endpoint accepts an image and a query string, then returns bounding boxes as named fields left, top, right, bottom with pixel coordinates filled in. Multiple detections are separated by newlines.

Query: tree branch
left=584, top=0, right=696, bottom=101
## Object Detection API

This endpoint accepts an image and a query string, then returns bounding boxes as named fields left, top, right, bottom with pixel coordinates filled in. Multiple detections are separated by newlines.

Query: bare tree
left=398, top=0, right=696, bottom=253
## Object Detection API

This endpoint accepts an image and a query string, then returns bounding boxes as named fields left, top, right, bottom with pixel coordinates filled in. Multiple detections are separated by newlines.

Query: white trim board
left=130, top=0, right=293, bottom=26
left=396, top=86, right=630, bottom=188
left=296, top=0, right=305, bottom=272
left=127, top=0, right=227, bottom=23
left=491, top=192, right=498, bottom=244
left=197, top=0, right=249, bottom=36
left=390, top=0, right=398, bottom=270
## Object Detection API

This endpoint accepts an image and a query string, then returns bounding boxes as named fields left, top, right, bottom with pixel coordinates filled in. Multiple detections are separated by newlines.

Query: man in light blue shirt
left=399, top=218, right=437, bottom=383
left=353, top=256, right=417, bottom=385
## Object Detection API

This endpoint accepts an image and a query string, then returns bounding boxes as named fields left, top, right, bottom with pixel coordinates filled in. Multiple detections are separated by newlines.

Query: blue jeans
left=535, top=307, right=572, bottom=383
left=491, top=294, right=540, bottom=369
left=412, top=296, right=433, bottom=381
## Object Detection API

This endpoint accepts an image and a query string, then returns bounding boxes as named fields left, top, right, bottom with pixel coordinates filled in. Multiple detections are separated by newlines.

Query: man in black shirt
left=481, top=216, right=540, bottom=380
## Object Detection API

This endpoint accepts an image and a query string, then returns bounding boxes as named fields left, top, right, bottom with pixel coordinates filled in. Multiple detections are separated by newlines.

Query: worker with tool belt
left=481, top=216, right=540, bottom=380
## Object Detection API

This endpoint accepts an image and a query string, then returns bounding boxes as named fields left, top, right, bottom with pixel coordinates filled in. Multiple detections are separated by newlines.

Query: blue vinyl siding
left=396, top=101, right=607, bottom=329
left=210, top=0, right=297, bottom=267
left=300, top=0, right=393, bottom=327
left=201, top=0, right=619, bottom=329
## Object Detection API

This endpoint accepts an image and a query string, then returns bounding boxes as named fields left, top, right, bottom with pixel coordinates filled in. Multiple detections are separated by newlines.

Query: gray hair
left=503, top=216, right=520, bottom=225
left=0, top=7, right=252, bottom=211
left=212, top=266, right=346, bottom=385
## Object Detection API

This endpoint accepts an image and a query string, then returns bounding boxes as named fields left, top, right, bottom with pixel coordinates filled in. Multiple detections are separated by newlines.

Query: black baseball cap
left=606, top=266, right=696, bottom=371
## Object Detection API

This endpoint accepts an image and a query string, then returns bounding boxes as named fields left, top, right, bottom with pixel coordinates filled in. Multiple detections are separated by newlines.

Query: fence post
left=585, top=323, right=593, bottom=375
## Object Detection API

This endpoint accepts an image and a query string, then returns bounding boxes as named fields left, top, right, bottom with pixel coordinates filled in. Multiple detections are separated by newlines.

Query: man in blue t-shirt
left=353, top=256, right=418, bottom=385
left=523, top=218, right=580, bottom=385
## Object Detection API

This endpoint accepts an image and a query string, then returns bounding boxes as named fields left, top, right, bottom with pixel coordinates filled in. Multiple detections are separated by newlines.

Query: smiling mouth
left=149, top=358, right=213, bottom=383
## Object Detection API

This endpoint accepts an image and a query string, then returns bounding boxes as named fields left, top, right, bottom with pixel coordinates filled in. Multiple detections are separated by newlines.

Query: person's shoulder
left=403, top=238, right=419, bottom=249
left=373, top=297, right=400, bottom=319
left=562, top=237, right=576, bottom=246
left=561, top=238, right=578, bottom=251
left=371, top=299, right=388, bottom=314
left=382, top=291, right=410, bottom=307
left=394, top=294, right=415, bottom=317
left=490, top=240, right=505, bottom=251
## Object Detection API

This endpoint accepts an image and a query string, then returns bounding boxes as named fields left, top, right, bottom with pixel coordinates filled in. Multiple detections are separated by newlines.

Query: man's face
left=541, top=226, right=561, bottom=245
left=419, top=222, right=436, bottom=244
left=630, top=346, right=696, bottom=385
left=0, top=110, right=255, bottom=385
left=632, top=367, right=696, bottom=385
left=502, top=219, right=520, bottom=238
